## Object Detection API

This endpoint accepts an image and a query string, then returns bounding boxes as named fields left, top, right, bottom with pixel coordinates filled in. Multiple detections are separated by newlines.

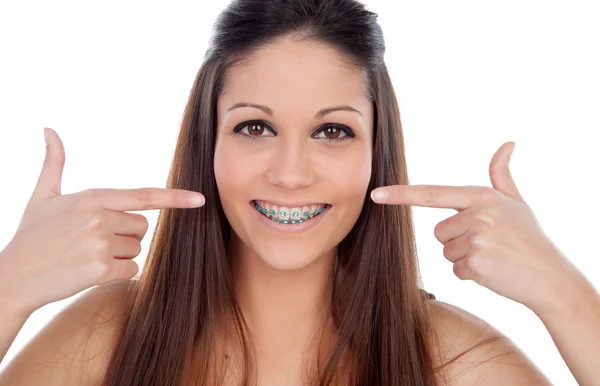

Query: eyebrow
left=227, top=102, right=363, bottom=120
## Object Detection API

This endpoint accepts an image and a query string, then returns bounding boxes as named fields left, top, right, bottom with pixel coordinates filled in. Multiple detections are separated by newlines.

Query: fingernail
left=189, top=194, right=205, bottom=206
left=44, top=127, right=50, bottom=143
left=371, top=189, right=388, bottom=202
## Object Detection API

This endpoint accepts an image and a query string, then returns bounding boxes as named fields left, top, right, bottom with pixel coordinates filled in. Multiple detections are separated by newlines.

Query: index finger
left=371, top=184, right=479, bottom=210
left=86, top=188, right=205, bottom=211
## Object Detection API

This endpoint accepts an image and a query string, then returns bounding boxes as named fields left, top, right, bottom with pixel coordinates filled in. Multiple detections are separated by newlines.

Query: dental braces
left=254, top=203, right=325, bottom=224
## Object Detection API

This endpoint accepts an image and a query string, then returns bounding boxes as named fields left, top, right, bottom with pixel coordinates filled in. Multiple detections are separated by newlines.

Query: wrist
left=0, top=251, right=36, bottom=319
left=533, top=269, right=599, bottom=321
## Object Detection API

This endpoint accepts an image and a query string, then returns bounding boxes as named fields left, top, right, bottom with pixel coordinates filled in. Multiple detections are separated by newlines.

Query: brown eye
left=234, top=120, right=275, bottom=139
left=313, top=125, right=353, bottom=142
left=323, top=126, right=341, bottom=139
left=247, top=122, right=266, bottom=136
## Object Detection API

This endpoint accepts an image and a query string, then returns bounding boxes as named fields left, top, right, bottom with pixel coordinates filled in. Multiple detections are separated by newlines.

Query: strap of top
left=419, top=288, right=436, bottom=300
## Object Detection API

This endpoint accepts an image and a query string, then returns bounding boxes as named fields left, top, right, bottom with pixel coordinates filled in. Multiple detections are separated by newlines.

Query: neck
left=230, top=234, right=337, bottom=358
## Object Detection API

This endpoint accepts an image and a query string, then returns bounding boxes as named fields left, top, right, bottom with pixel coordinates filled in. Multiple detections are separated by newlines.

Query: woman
left=0, top=0, right=598, bottom=385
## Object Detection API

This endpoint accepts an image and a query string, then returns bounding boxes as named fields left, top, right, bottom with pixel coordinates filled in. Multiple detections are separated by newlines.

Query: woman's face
left=214, top=37, right=374, bottom=271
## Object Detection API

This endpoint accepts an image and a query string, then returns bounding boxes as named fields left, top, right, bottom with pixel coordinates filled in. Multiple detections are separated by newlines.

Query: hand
left=0, top=127, right=206, bottom=316
left=370, top=141, right=584, bottom=316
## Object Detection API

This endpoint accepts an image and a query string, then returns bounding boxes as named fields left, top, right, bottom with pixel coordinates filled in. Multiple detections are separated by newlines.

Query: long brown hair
left=100, top=0, right=494, bottom=384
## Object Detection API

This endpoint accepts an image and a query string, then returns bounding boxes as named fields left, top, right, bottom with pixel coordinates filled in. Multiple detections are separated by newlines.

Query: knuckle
left=476, top=186, right=498, bottom=201
left=76, top=189, right=101, bottom=208
left=433, top=222, right=444, bottom=241
left=134, top=242, right=142, bottom=256
left=126, top=237, right=142, bottom=256
left=473, top=211, right=495, bottom=227
left=424, top=187, right=440, bottom=206
left=134, top=213, right=149, bottom=233
left=453, top=259, right=469, bottom=279
left=452, top=260, right=462, bottom=277
left=86, top=213, right=108, bottom=231
left=91, top=259, right=112, bottom=282
left=92, top=233, right=111, bottom=251
left=464, top=256, right=477, bottom=272
left=123, top=261, right=139, bottom=279
left=135, top=189, right=155, bottom=208
left=454, top=257, right=476, bottom=283
left=442, top=241, right=452, bottom=257
left=465, top=256, right=486, bottom=285
left=469, top=232, right=485, bottom=246
left=80, top=188, right=98, bottom=202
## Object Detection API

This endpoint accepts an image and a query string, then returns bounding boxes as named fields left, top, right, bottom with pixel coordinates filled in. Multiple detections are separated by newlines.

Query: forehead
left=217, top=38, right=372, bottom=122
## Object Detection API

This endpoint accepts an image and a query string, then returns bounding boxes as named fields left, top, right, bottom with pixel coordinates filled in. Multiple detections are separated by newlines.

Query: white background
left=1, top=1, right=598, bottom=384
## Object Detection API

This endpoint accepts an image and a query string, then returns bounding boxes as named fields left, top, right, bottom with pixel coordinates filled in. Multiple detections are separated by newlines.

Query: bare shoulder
left=0, top=279, right=136, bottom=386
left=427, top=299, right=553, bottom=385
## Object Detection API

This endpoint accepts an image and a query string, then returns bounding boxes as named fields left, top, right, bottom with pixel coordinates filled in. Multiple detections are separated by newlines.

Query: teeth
left=253, top=200, right=327, bottom=223
left=290, top=208, right=302, bottom=220
left=279, top=209, right=290, bottom=221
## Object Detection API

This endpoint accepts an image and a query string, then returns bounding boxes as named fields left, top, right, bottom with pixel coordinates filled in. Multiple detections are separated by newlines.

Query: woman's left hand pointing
left=370, top=142, right=586, bottom=316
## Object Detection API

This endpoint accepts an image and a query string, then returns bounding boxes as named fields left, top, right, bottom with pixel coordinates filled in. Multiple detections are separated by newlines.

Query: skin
left=213, top=36, right=374, bottom=380
left=0, top=37, right=556, bottom=386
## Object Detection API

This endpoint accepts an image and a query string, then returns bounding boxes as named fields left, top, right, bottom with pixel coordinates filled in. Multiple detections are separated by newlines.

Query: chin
left=253, top=244, right=324, bottom=272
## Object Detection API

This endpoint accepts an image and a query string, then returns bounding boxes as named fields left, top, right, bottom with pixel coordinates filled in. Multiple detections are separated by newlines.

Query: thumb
left=31, top=127, right=66, bottom=200
left=489, top=141, right=525, bottom=203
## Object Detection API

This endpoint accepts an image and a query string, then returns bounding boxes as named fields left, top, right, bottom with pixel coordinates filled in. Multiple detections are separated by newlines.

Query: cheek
left=214, top=141, right=253, bottom=204
left=333, top=150, right=372, bottom=202
left=324, top=152, right=371, bottom=244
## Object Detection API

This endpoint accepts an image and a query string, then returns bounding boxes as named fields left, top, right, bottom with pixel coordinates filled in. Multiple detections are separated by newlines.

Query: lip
left=249, top=201, right=331, bottom=233
left=250, top=199, right=328, bottom=208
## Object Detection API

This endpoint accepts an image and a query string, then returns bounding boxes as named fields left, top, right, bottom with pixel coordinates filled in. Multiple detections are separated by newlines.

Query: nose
left=265, top=138, right=316, bottom=190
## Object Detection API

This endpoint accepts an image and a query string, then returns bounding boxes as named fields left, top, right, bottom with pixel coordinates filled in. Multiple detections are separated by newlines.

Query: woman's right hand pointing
left=0, top=127, right=205, bottom=316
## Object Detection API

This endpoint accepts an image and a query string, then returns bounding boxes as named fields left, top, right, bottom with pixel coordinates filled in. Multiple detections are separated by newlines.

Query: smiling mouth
left=252, top=200, right=330, bottom=224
